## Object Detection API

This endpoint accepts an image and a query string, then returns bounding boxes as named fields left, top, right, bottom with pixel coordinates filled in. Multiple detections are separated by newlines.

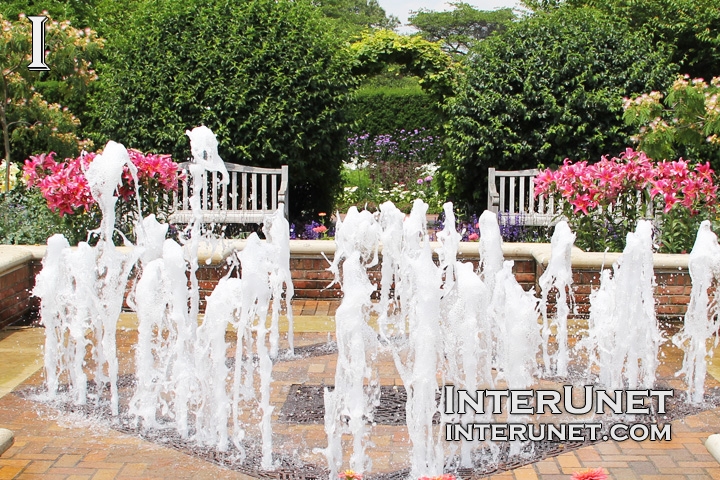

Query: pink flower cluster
left=534, top=148, right=717, bottom=215
left=24, top=149, right=181, bottom=216
left=24, top=152, right=94, bottom=216
left=418, top=475, right=456, bottom=480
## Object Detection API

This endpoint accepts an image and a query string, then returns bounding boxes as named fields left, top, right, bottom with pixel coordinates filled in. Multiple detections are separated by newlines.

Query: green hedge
left=442, top=7, right=677, bottom=213
left=346, top=85, right=443, bottom=135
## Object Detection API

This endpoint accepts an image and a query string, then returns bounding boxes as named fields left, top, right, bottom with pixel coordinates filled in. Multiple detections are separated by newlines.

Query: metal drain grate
left=278, top=384, right=441, bottom=425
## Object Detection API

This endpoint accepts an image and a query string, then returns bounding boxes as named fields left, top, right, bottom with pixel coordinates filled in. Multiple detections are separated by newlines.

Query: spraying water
left=436, top=203, right=491, bottom=468
left=37, top=160, right=712, bottom=477
left=376, top=201, right=407, bottom=339
left=673, top=220, right=720, bottom=403
left=539, top=220, right=576, bottom=377
left=321, top=207, right=381, bottom=477
left=130, top=238, right=195, bottom=436
left=393, top=200, right=445, bottom=478
left=35, top=141, right=139, bottom=415
left=490, top=261, right=542, bottom=389
left=584, top=220, right=662, bottom=389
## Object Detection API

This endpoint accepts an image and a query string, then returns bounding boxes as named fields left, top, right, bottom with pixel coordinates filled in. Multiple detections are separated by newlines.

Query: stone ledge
left=705, top=434, right=720, bottom=463
left=0, top=428, right=13, bottom=456
left=0, top=241, right=691, bottom=270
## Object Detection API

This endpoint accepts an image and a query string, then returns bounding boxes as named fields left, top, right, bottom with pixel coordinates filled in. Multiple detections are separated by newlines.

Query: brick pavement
left=2, top=300, right=720, bottom=479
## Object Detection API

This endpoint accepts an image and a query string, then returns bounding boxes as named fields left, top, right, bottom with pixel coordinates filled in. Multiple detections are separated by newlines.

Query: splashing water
left=583, top=220, right=662, bottom=390
left=35, top=127, right=294, bottom=467
left=376, top=200, right=444, bottom=477
left=673, top=220, right=720, bottom=403
left=37, top=155, right=718, bottom=478
left=436, top=202, right=491, bottom=468
left=539, top=220, right=576, bottom=377
left=35, top=141, right=139, bottom=415
left=322, top=207, right=382, bottom=476
left=376, top=201, right=406, bottom=338
left=129, top=126, right=292, bottom=466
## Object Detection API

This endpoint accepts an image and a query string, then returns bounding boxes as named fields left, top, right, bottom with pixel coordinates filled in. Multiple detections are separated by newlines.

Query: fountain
left=321, top=207, right=382, bottom=476
left=34, top=141, right=140, bottom=415
left=673, top=220, right=720, bottom=403
left=581, top=220, right=662, bottom=390
left=30, top=131, right=720, bottom=478
left=539, top=221, right=576, bottom=377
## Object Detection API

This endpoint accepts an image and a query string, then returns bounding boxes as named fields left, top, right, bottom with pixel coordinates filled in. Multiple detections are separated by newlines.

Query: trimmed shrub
left=346, top=85, right=443, bottom=136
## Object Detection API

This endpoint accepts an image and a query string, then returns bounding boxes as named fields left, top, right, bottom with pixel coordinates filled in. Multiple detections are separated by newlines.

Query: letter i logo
left=28, top=16, right=50, bottom=71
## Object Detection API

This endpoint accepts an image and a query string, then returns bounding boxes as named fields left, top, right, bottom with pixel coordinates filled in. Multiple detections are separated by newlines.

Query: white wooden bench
left=169, top=162, right=288, bottom=224
left=487, top=167, right=561, bottom=226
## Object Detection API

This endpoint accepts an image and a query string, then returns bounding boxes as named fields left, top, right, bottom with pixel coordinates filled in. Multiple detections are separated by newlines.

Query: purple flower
left=425, top=175, right=433, bottom=182
left=417, top=178, right=424, bottom=184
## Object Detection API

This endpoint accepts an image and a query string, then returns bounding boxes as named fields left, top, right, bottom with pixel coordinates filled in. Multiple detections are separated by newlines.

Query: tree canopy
left=524, top=0, right=720, bottom=80
left=623, top=75, right=720, bottom=167
left=314, top=0, right=398, bottom=37
left=350, top=30, right=457, bottom=101
left=409, top=3, right=515, bottom=55
left=0, top=12, right=103, bottom=191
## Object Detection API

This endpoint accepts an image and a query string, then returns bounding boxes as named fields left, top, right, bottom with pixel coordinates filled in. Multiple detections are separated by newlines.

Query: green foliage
left=561, top=0, right=720, bottom=81
left=0, top=0, right=144, bottom=36
left=409, top=3, right=515, bottom=55
left=350, top=30, right=458, bottom=101
left=346, top=84, right=443, bottom=135
left=0, top=183, right=91, bottom=245
left=314, top=0, right=398, bottom=38
left=336, top=160, right=442, bottom=213
left=623, top=75, right=720, bottom=168
left=89, top=0, right=354, bottom=221
left=442, top=7, right=677, bottom=213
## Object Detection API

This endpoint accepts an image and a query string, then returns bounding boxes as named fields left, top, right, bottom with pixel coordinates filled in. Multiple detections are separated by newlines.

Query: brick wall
left=537, top=265, right=693, bottom=320
left=0, top=261, right=41, bottom=329
left=0, top=250, right=695, bottom=328
left=285, top=256, right=537, bottom=299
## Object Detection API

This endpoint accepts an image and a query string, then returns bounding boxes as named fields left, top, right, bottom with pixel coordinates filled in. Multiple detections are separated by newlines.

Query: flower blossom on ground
left=570, top=467, right=609, bottom=480
left=338, top=470, right=362, bottom=480
left=418, top=475, right=456, bottom=480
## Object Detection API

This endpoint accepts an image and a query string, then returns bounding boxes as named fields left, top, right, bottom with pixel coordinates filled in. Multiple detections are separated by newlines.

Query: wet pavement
left=1, top=300, right=720, bottom=479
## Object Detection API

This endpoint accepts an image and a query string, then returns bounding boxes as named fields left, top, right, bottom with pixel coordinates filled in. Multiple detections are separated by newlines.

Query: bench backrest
left=487, top=167, right=560, bottom=226
left=170, top=162, right=288, bottom=224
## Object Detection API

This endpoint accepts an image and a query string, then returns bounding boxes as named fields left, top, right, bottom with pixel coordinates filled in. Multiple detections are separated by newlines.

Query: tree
left=623, top=75, right=720, bottom=167
left=0, top=12, right=102, bottom=192
left=89, top=0, right=355, bottom=220
left=441, top=7, right=677, bottom=213
left=409, top=3, right=515, bottom=56
left=526, top=0, right=720, bottom=80
left=314, top=0, right=399, bottom=37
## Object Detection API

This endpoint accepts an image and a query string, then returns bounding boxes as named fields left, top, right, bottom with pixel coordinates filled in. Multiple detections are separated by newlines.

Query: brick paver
left=2, top=300, right=720, bottom=479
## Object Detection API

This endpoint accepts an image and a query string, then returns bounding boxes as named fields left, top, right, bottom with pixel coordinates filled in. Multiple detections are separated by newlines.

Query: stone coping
left=0, top=239, right=689, bottom=275
left=0, top=428, right=13, bottom=455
